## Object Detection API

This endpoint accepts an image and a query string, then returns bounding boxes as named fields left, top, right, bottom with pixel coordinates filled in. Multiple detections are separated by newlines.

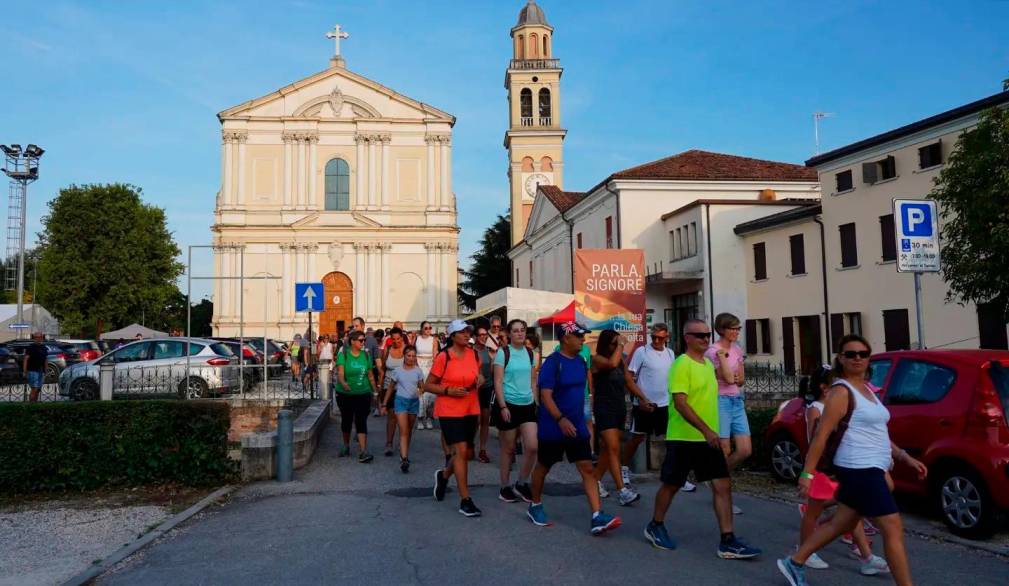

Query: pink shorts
left=808, top=472, right=839, bottom=501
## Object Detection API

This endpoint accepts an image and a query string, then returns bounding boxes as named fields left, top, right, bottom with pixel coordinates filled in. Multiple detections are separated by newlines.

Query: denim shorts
left=394, top=395, right=420, bottom=415
left=717, top=394, right=750, bottom=439
left=26, top=370, right=44, bottom=389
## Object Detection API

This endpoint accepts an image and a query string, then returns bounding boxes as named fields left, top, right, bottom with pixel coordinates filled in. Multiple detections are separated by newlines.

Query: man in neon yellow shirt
left=643, top=319, right=761, bottom=560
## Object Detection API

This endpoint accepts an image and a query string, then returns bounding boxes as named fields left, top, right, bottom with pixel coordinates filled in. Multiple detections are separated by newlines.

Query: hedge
left=0, top=401, right=236, bottom=494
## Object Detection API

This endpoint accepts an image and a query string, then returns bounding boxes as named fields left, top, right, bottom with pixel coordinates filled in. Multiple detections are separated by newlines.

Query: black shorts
left=478, top=385, right=495, bottom=409
left=660, top=440, right=730, bottom=487
left=631, top=405, right=669, bottom=436
left=834, top=466, right=899, bottom=518
left=538, top=437, right=593, bottom=467
left=593, top=405, right=627, bottom=432
left=491, top=402, right=537, bottom=431
left=440, top=415, right=478, bottom=446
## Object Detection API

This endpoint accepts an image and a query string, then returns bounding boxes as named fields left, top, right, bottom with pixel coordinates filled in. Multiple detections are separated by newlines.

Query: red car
left=765, top=349, right=1009, bottom=539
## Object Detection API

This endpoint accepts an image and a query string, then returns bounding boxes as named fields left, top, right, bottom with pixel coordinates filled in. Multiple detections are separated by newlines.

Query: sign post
left=893, top=199, right=941, bottom=349
left=295, top=283, right=325, bottom=396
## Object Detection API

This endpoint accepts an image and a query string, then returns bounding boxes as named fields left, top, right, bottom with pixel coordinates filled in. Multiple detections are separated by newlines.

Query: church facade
left=212, top=47, right=459, bottom=338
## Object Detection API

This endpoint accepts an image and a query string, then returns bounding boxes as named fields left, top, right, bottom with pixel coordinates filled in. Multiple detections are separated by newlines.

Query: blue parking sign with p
left=900, top=203, right=933, bottom=237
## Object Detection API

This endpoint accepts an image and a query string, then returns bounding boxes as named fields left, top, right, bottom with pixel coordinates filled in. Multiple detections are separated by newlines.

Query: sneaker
left=416, top=420, right=425, bottom=431
left=859, top=554, right=890, bottom=576
left=424, top=419, right=433, bottom=430
left=717, top=536, right=761, bottom=559
left=400, top=458, right=410, bottom=473
left=840, top=533, right=854, bottom=545
left=798, top=503, right=808, bottom=517
left=732, top=504, right=743, bottom=515
left=338, top=445, right=350, bottom=458
left=514, top=482, right=533, bottom=503
left=862, top=519, right=879, bottom=537
left=384, top=446, right=394, bottom=457
left=459, top=498, right=482, bottom=517
left=618, top=487, right=640, bottom=506
left=372, top=408, right=380, bottom=417
left=433, top=469, right=448, bottom=501
left=682, top=480, right=697, bottom=492
left=805, top=552, right=829, bottom=570
left=527, top=503, right=551, bottom=526
left=621, top=465, right=632, bottom=487
left=499, top=486, right=520, bottom=503
left=644, top=521, right=677, bottom=550
left=776, top=558, right=808, bottom=586
left=478, top=450, right=491, bottom=464
left=590, top=511, right=621, bottom=535
left=597, top=481, right=610, bottom=498
left=358, top=452, right=374, bottom=463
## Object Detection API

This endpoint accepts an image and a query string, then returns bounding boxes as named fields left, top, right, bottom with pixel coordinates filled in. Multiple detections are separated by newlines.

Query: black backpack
left=502, top=345, right=535, bottom=368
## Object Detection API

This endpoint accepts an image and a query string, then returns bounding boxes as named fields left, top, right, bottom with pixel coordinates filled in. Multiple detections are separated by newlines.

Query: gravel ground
left=0, top=503, right=169, bottom=586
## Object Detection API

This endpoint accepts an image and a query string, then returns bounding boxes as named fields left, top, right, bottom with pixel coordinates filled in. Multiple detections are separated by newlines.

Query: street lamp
left=2, top=143, right=43, bottom=339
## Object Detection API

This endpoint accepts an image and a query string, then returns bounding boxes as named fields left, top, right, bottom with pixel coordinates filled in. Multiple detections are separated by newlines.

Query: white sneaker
left=805, top=552, right=829, bottom=570
left=620, top=465, right=632, bottom=487
left=416, top=420, right=425, bottom=431
left=681, top=480, right=697, bottom=492
left=597, top=481, right=610, bottom=498
left=617, top=486, right=640, bottom=506
left=859, top=554, right=890, bottom=576
left=732, top=504, right=743, bottom=515
left=424, top=419, right=433, bottom=430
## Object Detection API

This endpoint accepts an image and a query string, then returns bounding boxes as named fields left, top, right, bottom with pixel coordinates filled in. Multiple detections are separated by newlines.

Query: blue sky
left=3, top=0, right=1007, bottom=301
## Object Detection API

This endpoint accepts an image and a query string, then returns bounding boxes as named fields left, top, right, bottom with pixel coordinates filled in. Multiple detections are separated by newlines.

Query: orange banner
left=574, top=249, right=646, bottom=352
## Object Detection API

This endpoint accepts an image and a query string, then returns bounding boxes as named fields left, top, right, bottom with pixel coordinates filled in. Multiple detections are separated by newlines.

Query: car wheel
left=45, top=364, right=60, bottom=384
left=178, top=376, right=209, bottom=400
left=70, top=378, right=99, bottom=401
left=769, top=433, right=803, bottom=482
left=936, top=465, right=1000, bottom=540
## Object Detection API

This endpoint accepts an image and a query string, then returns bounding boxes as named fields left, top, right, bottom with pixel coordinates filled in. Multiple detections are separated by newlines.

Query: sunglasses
left=841, top=350, right=871, bottom=359
left=477, top=332, right=489, bottom=337
left=423, top=326, right=432, bottom=330
left=652, top=336, right=669, bottom=342
left=685, top=332, right=712, bottom=339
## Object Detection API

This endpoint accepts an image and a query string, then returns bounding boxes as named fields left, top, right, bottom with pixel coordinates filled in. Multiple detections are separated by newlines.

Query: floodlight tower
left=1, top=144, right=44, bottom=339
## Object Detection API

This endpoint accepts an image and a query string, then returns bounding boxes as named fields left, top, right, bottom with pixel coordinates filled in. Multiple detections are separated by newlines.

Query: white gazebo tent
left=100, top=323, right=168, bottom=340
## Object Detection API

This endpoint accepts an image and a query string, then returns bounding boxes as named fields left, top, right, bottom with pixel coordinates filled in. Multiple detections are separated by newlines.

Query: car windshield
left=988, top=362, right=1009, bottom=426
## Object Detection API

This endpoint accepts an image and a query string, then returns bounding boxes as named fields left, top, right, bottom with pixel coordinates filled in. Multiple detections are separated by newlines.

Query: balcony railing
left=520, top=117, right=534, bottom=127
left=539, top=116, right=552, bottom=126
left=510, top=59, right=560, bottom=70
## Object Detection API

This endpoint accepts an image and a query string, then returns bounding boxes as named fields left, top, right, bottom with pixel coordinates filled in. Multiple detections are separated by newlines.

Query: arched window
left=520, top=88, right=533, bottom=123
left=516, top=35, right=524, bottom=59
left=325, top=158, right=350, bottom=211
left=543, top=35, right=549, bottom=57
left=538, top=88, right=551, bottom=123
left=529, top=33, right=539, bottom=58
left=522, top=157, right=535, bottom=172
left=540, top=156, right=553, bottom=172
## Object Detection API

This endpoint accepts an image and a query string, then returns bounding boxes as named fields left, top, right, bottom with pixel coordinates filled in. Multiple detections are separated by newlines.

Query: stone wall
left=226, top=399, right=310, bottom=443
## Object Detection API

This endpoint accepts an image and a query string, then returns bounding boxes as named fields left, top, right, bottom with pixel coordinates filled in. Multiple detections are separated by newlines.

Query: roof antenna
left=813, top=112, right=835, bottom=155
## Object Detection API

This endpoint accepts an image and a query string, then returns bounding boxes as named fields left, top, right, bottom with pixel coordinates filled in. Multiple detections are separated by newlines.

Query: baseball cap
left=446, top=319, right=472, bottom=336
left=558, top=321, right=591, bottom=337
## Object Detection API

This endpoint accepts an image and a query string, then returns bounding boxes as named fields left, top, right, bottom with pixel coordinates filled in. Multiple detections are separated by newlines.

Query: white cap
left=446, top=319, right=471, bottom=336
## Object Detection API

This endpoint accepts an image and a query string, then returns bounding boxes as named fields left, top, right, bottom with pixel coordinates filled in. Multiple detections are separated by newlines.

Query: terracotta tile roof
left=611, top=149, right=817, bottom=182
left=538, top=185, right=586, bottom=213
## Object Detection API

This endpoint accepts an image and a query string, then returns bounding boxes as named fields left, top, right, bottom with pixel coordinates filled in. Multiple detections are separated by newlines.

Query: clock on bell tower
left=505, top=0, right=567, bottom=246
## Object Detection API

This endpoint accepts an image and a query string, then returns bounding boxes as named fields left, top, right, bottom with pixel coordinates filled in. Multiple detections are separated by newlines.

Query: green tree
left=929, top=107, right=1009, bottom=319
left=458, top=213, right=512, bottom=310
left=36, top=184, right=184, bottom=336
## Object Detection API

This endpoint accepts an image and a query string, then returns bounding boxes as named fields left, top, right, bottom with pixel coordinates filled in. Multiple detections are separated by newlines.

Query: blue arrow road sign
left=295, top=283, right=324, bottom=312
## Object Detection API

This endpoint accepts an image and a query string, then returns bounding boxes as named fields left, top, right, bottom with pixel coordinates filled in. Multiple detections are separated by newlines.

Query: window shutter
left=745, top=320, right=757, bottom=354
left=879, top=214, right=896, bottom=261
left=839, top=223, right=858, bottom=267
left=753, top=242, right=767, bottom=280
left=830, top=313, right=844, bottom=352
left=789, top=234, right=805, bottom=275
left=780, top=317, right=794, bottom=374
left=862, top=162, right=878, bottom=184
left=760, top=319, right=772, bottom=354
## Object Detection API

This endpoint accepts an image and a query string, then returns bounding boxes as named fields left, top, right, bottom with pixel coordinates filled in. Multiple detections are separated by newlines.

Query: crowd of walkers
left=284, top=313, right=926, bottom=585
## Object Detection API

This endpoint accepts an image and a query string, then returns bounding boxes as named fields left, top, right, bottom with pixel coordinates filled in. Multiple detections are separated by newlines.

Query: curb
left=60, top=485, right=236, bottom=586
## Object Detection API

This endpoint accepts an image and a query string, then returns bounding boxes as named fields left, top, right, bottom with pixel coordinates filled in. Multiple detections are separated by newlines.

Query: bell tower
left=505, top=0, right=566, bottom=246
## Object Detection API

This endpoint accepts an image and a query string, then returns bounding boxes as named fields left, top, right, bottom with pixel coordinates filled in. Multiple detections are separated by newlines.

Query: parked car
left=765, top=349, right=1009, bottom=539
left=0, top=346, right=23, bottom=384
left=58, top=337, right=239, bottom=400
left=58, top=339, right=102, bottom=362
left=209, top=338, right=263, bottom=391
left=244, top=338, right=288, bottom=376
left=96, top=340, right=113, bottom=354
left=3, top=340, right=83, bottom=383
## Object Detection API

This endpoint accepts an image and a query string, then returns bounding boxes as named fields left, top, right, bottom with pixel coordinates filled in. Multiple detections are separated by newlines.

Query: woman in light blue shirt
left=491, top=319, right=539, bottom=504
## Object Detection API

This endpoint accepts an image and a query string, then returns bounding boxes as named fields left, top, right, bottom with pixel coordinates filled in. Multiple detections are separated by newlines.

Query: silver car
left=58, top=337, right=240, bottom=400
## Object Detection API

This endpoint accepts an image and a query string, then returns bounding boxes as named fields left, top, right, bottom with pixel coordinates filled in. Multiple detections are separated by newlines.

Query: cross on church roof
left=326, top=24, right=349, bottom=58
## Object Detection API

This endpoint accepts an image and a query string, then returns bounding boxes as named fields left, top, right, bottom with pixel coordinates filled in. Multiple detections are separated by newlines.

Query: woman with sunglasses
left=704, top=313, right=750, bottom=515
left=591, top=329, right=642, bottom=506
left=335, top=331, right=378, bottom=462
left=778, top=335, right=927, bottom=586
left=415, top=321, right=437, bottom=430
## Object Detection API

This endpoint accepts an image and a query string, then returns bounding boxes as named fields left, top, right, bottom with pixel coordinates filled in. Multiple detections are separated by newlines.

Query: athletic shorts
left=660, top=440, right=730, bottom=487
left=478, top=385, right=495, bottom=409
left=593, top=404, right=626, bottom=432
left=808, top=472, right=839, bottom=501
left=834, top=466, right=898, bottom=518
left=491, top=402, right=537, bottom=431
left=538, top=437, right=593, bottom=467
left=631, top=405, right=669, bottom=436
left=394, top=396, right=420, bottom=415
left=440, top=415, right=478, bottom=446
left=717, top=395, right=750, bottom=439
left=26, top=370, right=44, bottom=388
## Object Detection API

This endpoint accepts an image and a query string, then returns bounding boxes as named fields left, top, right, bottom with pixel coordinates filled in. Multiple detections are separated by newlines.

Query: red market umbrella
left=537, top=301, right=576, bottom=326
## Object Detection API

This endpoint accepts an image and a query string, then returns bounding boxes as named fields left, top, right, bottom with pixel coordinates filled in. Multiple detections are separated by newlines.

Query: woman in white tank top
left=414, top=320, right=437, bottom=430
left=779, top=335, right=928, bottom=586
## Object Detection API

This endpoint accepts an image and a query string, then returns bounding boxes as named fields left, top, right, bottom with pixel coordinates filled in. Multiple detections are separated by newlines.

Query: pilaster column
left=222, top=133, right=234, bottom=208
left=380, top=242, right=391, bottom=320
left=441, top=243, right=455, bottom=317
left=380, top=134, right=391, bottom=210
left=307, top=243, right=318, bottom=283
left=367, top=136, right=378, bottom=209
left=367, top=243, right=379, bottom=321
left=353, top=243, right=364, bottom=319
left=293, top=134, right=305, bottom=209
left=235, top=131, right=248, bottom=206
left=425, top=136, right=437, bottom=210
left=280, top=244, right=292, bottom=320
left=425, top=242, right=436, bottom=319
left=282, top=132, right=295, bottom=209
left=213, top=244, right=224, bottom=323
left=439, top=135, right=452, bottom=212
left=307, top=133, right=319, bottom=210
left=354, top=134, right=366, bottom=209
left=232, top=244, right=244, bottom=322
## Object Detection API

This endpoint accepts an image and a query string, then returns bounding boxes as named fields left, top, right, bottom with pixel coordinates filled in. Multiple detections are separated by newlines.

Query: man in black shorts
left=643, top=319, right=760, bottom=559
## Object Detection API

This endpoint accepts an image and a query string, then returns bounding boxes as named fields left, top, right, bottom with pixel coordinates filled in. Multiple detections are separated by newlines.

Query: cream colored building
left=212, top=38, right=459, bottom=338
left=740, top=91, right=1009, bottom=372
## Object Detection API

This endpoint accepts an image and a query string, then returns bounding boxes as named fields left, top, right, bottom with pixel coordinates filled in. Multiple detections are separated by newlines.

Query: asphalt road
left=101, top=414, right=1008, bottom=585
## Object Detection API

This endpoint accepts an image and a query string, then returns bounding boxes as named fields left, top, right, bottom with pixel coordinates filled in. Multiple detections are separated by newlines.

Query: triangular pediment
left=524, top=193, right=561, bottom=240
left=218, top=66, right=455, bottom=123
